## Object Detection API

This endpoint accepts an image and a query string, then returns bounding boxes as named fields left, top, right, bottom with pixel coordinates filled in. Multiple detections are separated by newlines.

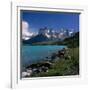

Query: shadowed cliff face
left=23, top=34, right=49, bottom=44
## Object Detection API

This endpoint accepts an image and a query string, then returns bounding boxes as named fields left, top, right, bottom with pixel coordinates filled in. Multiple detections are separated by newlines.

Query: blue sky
left=21, top=10, right=80, bottom=34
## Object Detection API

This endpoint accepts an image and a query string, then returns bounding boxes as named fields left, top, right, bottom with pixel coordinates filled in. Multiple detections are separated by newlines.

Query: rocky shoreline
left=22, top=47, right=71, bottom=78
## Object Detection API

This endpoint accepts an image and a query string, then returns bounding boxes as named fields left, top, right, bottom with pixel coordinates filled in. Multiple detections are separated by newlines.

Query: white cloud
left=22, top=21, right=33, bottom=40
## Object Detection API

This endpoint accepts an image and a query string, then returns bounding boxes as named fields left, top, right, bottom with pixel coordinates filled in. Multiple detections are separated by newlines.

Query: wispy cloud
left=22, top=21, right=33, bottom=40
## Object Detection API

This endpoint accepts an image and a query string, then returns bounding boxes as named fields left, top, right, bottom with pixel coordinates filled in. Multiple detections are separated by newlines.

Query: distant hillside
left=23, top=34, right=49, bottom=44
left=63, top=32, right=79, bottom=48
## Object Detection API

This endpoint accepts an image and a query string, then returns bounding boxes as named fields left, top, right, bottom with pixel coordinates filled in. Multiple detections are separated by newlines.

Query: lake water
left=21, top=45, right=66, bottom=66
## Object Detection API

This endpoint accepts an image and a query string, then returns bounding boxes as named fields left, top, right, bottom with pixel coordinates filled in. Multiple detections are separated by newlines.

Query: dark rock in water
left=46, top=57, right=49, bottom=59
left=51, top=53, right=57, bottom=60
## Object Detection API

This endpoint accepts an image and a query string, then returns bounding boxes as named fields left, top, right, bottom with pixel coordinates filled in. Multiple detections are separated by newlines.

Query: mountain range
left=22, top=32, right=77, bottom=45
left=23, top=34, right=50, bottom=44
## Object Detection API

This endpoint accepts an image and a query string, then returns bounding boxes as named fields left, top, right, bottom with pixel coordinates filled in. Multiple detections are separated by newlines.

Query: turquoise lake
left=21, top=45, right=66, bottom=66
